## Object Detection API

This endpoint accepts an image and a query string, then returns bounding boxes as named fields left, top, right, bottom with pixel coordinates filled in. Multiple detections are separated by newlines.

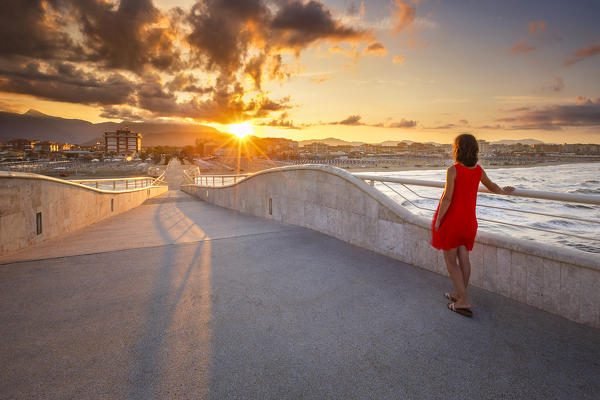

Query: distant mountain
left=491, top=139, right=545, bottom=145
left=0, top=109, right=226, bottom=146
left=299, top=137, right=364, bottom=147
left=299, top=138, right=415, bottom=147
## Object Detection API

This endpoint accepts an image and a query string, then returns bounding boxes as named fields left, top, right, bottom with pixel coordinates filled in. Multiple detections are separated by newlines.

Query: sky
left=0, top=0, right=599, bottom=144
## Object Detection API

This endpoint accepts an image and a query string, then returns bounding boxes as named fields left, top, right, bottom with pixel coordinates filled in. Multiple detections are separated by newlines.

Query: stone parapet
left=182, top=165, right=600, bottom=329
left=1, top=172, right=168, bottom=255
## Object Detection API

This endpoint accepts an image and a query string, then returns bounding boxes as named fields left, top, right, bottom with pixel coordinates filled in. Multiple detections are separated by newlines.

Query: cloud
left=0, top=0, right=376, bottom=125
left=259, top=112, right=301, bottom=129
left=311, top=74, right=331, bottom=83
left=496, top=97, right=600, bottom=130
left=509, top=43, right=536, bottom=54
left=543, top=77, right=564, bottom=92
left=393, top=55, right=405, bottom=65
left=74, top=0, right=181, bottom=73
left=0, top=60, right=135, bottom=105
left=389, top=119, right=417, bottom=128
left=564, top=43, right=600, bottom=66
left=391, top=0, right=416, bottom=35
left=0, top=0, right=82, bottom=60
left=270, top=1, right=372, bottom=50
left=362, top=42, right=387, bottom=56
left=529, top=21, right=547, bottom=35
left=336, top=114, right=363, bottom=125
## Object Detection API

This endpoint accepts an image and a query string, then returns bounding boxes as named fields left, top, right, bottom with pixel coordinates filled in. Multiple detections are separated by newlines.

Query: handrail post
left=126, top=180, right=128, bottom=190
left=213, top=176, right=215, bottom=186
left=113, top=181, right=116, bottom=190
left=222, top=176, right=224, bottom=185
left=369, top=180, right=374, bottom=187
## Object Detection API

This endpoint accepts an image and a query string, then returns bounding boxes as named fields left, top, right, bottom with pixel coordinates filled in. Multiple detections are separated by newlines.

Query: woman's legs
left=457, top=245, right=471, bottom=288
left=447, top=246, right=471, bottom=301
left=443, top=248, right=471, bottom=309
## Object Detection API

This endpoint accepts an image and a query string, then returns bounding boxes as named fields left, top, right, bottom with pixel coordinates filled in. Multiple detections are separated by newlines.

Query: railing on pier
left=355, top=174, right=599, bottom=245
left=72, top=174, right=166, bottom=191
left=190, top=169, right=600, bottom=250
left=193, top=174, right=251, bottom=187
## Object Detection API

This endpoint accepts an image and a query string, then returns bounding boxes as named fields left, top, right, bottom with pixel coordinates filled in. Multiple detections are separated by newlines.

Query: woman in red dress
left=432, top=134, right=514, bottom=317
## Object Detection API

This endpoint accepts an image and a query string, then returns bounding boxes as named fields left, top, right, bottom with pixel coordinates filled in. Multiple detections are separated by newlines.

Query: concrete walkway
left=1, top=171, right=599, bottom=398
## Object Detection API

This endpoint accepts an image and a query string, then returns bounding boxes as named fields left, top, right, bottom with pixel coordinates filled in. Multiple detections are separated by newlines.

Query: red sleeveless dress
left=431, top=163, right=482, bottom=251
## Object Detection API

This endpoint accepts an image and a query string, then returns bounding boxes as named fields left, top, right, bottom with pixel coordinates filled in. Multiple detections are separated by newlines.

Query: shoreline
left=341, top=159, right=600, bottom=173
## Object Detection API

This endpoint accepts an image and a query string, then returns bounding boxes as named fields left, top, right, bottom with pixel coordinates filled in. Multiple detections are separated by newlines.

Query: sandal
left=444, top=293, right=458, bottom=302
left=447, top=302, right=473, bottom=317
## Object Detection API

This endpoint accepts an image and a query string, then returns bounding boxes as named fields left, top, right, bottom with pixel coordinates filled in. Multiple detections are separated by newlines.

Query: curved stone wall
left=182, top=165, right=600, bottom=329
left=1, top=172, right=168, bottom=256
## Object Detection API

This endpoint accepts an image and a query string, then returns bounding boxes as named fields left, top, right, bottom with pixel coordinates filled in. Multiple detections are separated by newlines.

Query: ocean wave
left=567, top=188, right=600, bottom=194
left=564, top=203, right=594, bottom=210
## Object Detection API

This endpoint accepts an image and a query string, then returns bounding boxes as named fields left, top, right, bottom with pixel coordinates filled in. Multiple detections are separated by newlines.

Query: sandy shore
left=342, top=159, right=600, bottom=173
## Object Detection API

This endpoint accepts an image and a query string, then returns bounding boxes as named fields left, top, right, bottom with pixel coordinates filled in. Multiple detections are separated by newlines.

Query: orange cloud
left=529, top=21, right=547, bottom=35
left=565, top=43, right=600, bottom=66
left=393, top=55, right=405, bottom=65
left=391, top=0, right=416, bottom=35
left=363, top=42, right=387, bottom=56
left=509, top=43, right=536, bottom=54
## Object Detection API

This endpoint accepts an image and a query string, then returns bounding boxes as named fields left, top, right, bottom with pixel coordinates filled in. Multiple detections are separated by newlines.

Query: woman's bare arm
left=434, top=166, right=456, bottom=230
left=480, top=169, right=515, bottom=194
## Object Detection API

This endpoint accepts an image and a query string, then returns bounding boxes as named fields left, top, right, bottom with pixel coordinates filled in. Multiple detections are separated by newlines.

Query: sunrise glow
left=227, top=122, right=253, bottom=139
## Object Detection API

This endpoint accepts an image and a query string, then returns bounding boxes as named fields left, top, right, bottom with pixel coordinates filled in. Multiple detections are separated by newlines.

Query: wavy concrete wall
left=1, top=172, right=168, bottom=255
left=182, top=165, right=600, bottom=329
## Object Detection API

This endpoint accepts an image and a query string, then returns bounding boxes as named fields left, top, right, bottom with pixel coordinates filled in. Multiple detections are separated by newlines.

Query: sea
left=356, top=162, right=600, bottom=255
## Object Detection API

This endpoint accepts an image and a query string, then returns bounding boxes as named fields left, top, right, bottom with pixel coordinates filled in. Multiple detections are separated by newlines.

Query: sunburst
left=226, top=122, right=253, bottom=139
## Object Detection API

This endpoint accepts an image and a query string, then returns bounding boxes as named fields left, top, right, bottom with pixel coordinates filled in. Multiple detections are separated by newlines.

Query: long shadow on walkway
left=0, top=188, right=598, bottom=399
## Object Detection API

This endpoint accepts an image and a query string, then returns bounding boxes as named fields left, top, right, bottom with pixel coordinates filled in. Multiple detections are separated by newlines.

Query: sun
left=227, top=122, right=253, bottom=139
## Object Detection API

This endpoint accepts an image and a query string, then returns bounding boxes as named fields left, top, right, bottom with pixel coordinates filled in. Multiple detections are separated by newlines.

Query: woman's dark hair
left=453, top=133, right=479, bottom=167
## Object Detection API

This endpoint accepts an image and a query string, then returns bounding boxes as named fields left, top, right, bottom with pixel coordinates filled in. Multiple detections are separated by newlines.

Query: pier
left=0, top=161, right=599, bottom=399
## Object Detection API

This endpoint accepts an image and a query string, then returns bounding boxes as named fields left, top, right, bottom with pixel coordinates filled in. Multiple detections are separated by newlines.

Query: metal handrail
left=193, top=173, right=251, bottom=187
left=355, top=175, right=600, bottom=205
left=358, top=175, right=599, bottom=243
left=72, top=176, right=156, bottom=190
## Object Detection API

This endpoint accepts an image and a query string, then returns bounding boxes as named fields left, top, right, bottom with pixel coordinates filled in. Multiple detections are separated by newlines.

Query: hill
left=491, top=139, right=545, bottom=145
left=0, top=109, right=226, bottom=146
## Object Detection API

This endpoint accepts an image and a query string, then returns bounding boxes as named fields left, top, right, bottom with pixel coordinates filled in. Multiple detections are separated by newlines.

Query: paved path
left=1, top=187, right=599, bottom=398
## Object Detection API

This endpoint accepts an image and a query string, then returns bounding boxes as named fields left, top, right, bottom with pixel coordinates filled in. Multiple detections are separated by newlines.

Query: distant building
left=104, top=128, right=141, bottom=155
left=304, top=142, right=329, bottom=155
left=32, top=140, right=59, bottom=152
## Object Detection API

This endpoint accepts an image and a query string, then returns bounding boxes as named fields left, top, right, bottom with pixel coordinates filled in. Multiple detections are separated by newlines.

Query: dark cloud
left=497, top=97, right=600, bottom=130
left=0, top=60, right=135, bottom=105
left=271, top=0, right=372, bottom=50
left=335, top=114, right=363, bottom=125
left=363, top=42, right=387, bottom=56
left=564, top=43, right=600, bottom=66
left=0, top=0, right=373, bottom=124
left=72, top=0, right=181, bottom=72
left=328, top=115, right=416, bottom=128
left=99, top=106, right=149, bottom=122
left=389, top=119, right=417, bottom=128
left=259, top=112, right=301, bottom=129
left=0, top=0, right=81, bottom=60
left=166, top=73, right=213, bottom=94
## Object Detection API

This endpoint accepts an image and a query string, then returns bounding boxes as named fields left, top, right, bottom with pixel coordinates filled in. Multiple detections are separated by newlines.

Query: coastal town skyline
left=1, top=0, right=599, bottom=144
